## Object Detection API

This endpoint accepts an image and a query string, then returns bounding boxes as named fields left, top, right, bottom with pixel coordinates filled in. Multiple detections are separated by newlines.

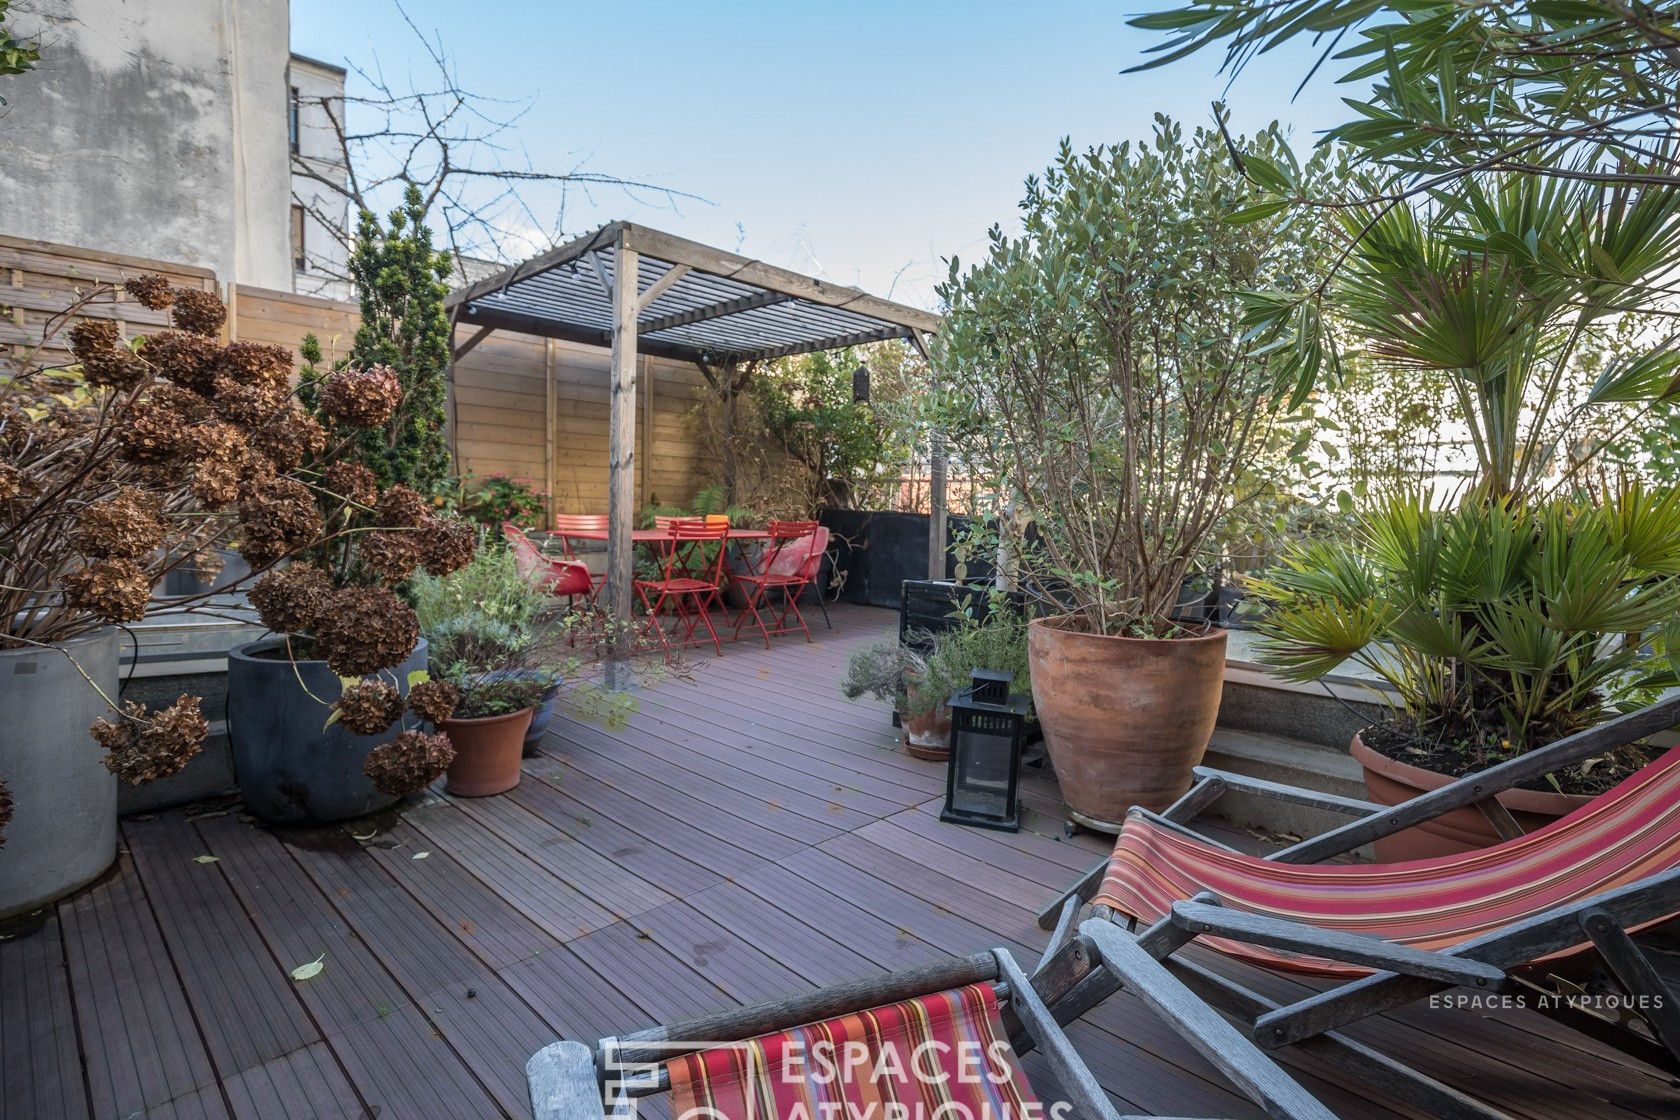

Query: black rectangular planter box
left=819, top=509, right=990, bottom=609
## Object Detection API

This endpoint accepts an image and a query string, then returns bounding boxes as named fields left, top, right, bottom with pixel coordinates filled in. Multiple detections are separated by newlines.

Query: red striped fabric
left=666, top=984, right=1041, bottom=1120
left=1094, top=748, right=1680, bottom=976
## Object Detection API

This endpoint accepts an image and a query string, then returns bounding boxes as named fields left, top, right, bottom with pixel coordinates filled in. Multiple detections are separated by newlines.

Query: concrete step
left=1202, top=728, right=1374, bottom=856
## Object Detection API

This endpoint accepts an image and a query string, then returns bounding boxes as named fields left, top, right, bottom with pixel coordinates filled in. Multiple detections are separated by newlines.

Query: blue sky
left=290, top=1, right=1351, bottom=310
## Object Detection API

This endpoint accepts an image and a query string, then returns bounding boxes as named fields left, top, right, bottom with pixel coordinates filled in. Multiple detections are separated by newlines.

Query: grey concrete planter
left=0, top=630, right=119, bottom=919
left=227, top=638, right=428, bottom=824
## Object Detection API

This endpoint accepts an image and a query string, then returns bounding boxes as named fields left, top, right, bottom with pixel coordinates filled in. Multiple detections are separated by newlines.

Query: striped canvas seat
left=666, top=984, right=1041, bottom=1120
left=1094, top=747, right=1680, bottom=977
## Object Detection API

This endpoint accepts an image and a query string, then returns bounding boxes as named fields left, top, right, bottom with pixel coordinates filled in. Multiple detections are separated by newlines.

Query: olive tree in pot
left=932, top=121, right=1338, bottom=829
left=1246, top=177, right=1680, bottom=858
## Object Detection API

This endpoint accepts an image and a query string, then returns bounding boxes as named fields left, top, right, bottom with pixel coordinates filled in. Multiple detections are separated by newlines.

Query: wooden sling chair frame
left=1030, top=693, right=1680, bottom=1120
left=527, top=940, right=1338, bottom=1120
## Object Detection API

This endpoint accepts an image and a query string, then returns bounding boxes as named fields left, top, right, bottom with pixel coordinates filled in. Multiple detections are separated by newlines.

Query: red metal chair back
left=656, top=519, right=728, bottom=585
left=763, top=520, right=821, bottom=578
left=504, top=522, right=592, bottom=597
left=552, top=513, right=608, bottom=559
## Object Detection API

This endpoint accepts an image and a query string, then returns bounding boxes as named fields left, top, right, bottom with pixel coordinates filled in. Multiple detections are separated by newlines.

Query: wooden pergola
left=443, top=221, right=945, bottom=679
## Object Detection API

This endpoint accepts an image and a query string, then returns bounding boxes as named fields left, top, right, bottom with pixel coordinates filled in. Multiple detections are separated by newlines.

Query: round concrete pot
left=227, top=638, right=428, bottom=824
left=0, top=630, right=120, bottom=919
left=1028, top=615, right=1227, bottom=831
left=1351, top=733, right=1590, bottom=860
left=441, top=707, right=534, bottom=797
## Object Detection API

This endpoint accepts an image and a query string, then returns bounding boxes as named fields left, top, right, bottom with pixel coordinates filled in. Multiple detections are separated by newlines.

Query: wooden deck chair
left=527, top=942, right=1337, bottom=1120
left=1032, top=694, right=1680, bottom=1120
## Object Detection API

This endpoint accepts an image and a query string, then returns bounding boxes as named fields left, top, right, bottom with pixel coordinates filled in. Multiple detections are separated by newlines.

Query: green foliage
left=917, top=612, right=1032, bottom=720
left=1249, top=486, right=1680, bottom=752
left=933, top=118, right=1343, bottom=634
left=433, top=474, right=546, bottom=534
left=343, top=185, right=453, bottom=492
left=841, top=639, right=923, bottom=712
left=0, top=1, right=39, bottom=93
left=1130, top=0, right=1680, bottom=194
left=410, top=540, right=545, bottom=637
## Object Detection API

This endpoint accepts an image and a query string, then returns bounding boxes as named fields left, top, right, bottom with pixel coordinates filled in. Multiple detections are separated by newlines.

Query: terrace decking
left=2, top=604, right=1676, bottom=1120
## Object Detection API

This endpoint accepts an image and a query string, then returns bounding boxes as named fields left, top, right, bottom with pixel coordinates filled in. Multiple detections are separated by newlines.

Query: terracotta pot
left=442, top=707, right=535, bottom=797
left=1351, top=734, right=1590, bottom=860
left=901, top=704, right=952, bottom=761
left=1028, top=615, right=1227, bottom=831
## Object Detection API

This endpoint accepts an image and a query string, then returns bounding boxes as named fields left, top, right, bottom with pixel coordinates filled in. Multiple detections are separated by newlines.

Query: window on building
left=289, top=86, right=300, bottom=154
left=291, top=205, right=307, bottom=272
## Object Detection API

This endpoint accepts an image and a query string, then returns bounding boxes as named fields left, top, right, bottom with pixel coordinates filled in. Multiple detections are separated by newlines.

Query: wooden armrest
left=1170, top=901, right=1507, bottom=989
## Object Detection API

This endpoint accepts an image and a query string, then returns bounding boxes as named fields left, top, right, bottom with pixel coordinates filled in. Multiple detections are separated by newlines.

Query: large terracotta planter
left=1351, top=734, right=1589, bottom=861
left=1028, top=615, right=1227, bottom=831
left=0, top=630, right=119, bottom=919
left=442, top=707, right=534, bottom=796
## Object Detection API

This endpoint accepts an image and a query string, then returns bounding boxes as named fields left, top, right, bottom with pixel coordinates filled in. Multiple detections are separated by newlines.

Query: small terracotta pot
left=901, top=704, right=952, bottom=761
left=441, top=707, right=535, bottom=797
left=1028, top=615, right=1227, bottom=831
left=1351, top=734, right=1590, bottom=860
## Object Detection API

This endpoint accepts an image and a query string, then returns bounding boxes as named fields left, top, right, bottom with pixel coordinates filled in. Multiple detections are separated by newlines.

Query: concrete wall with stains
left=1, top=0, right=294, bottom=290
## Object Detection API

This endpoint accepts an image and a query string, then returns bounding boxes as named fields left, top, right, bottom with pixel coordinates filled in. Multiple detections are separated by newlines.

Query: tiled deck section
left=3, top=605, right=1676, bottom=1119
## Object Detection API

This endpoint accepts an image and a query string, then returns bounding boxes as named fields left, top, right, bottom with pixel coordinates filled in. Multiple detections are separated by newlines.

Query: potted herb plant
left=933, top=121, right=1337, bottom=828
left=425, top=615, right=553, bottom=795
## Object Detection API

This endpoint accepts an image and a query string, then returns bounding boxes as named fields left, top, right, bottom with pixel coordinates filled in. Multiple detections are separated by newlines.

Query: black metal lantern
left=941, top=669, right=1030, bottom=832
left=852, top=363, right=871, bottom=403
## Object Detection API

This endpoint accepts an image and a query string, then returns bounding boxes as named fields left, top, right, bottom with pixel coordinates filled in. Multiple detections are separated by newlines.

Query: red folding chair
left=552, top=513, right=608, bottom=596
left=635, top=519, right=729, bottom=657
left=730, top=520, right=823, bottom=647
left=504, top=522, right=593, bottom=607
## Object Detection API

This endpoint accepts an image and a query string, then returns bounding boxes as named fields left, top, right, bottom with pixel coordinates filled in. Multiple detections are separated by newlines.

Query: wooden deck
left=3, top=604, right=1676, bottom=1119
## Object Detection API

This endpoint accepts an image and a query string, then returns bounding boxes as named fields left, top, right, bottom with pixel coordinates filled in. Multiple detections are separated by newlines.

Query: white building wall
left=1, top=0, right=293, bottom=290
left=288, top=54, right=351, bottom=300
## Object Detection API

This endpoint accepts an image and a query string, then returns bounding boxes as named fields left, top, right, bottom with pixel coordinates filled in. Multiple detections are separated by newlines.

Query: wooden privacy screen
left=0, top=235, right=718, bottom=525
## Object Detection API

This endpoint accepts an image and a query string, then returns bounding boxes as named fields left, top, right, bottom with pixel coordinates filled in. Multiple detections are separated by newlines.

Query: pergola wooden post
left=605, top=228, right=640, bottom=687
left=442, top=221, right=943, bottom=689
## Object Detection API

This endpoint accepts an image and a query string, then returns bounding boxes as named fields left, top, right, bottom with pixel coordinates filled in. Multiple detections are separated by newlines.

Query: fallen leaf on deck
left=193, top=855, right=219, bottom=864
left=290, top=954, right=326, bottom=982
left=412, top=851, right=429, bottom=860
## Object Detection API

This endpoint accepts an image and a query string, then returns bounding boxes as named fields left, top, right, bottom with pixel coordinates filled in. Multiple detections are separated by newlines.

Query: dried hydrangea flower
left=320, top=365, right=402, bottom=429
left=147, top=381, right=214, bottom=424
left=74, top=487, right=167, bottom=559
left=81, top=347, right=152, bottom=391
left=116, top=400, right=191, bottom=463
left=169, top=288, right=227, bottom=336
left=359, top=530, right=422, bottom=585
left=68, top=319, right=119, bottom=362
left=122, top=273, right=176, bottom=310
left=419, top=517, right=477, bottom=576
left=313, top=586, right=420, bottom=676
left=323, top=460, right=377, bottom=507
left=139, top=330, right=224, bottom=394
left=250, top=407, right=326, bottom=472
left=376, top=484, right=429, bottom=529
left=363, top=728, right=454, bottom=797
left=210, top=375, right=288, bottom=427
left=91, top=695, right=208, bottom=785
left=63, top=558, right=151, bottom=622
left=216, top=341, right=292, bottom=391
left=248, top=563, right=334, bottom=634
left=407, top=678, right=459, bottom=725
left=335, top=678, right=406, bottom=736
left=236, top=476, right=323, bottom=567
left=0, top=777, right=11, bottom=846
left=0, top=462, right=20, bottom=503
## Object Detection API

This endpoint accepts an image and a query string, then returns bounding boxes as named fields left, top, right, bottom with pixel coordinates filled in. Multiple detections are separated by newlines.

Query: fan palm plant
left=1250, top=485, right=1680, bottom=759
